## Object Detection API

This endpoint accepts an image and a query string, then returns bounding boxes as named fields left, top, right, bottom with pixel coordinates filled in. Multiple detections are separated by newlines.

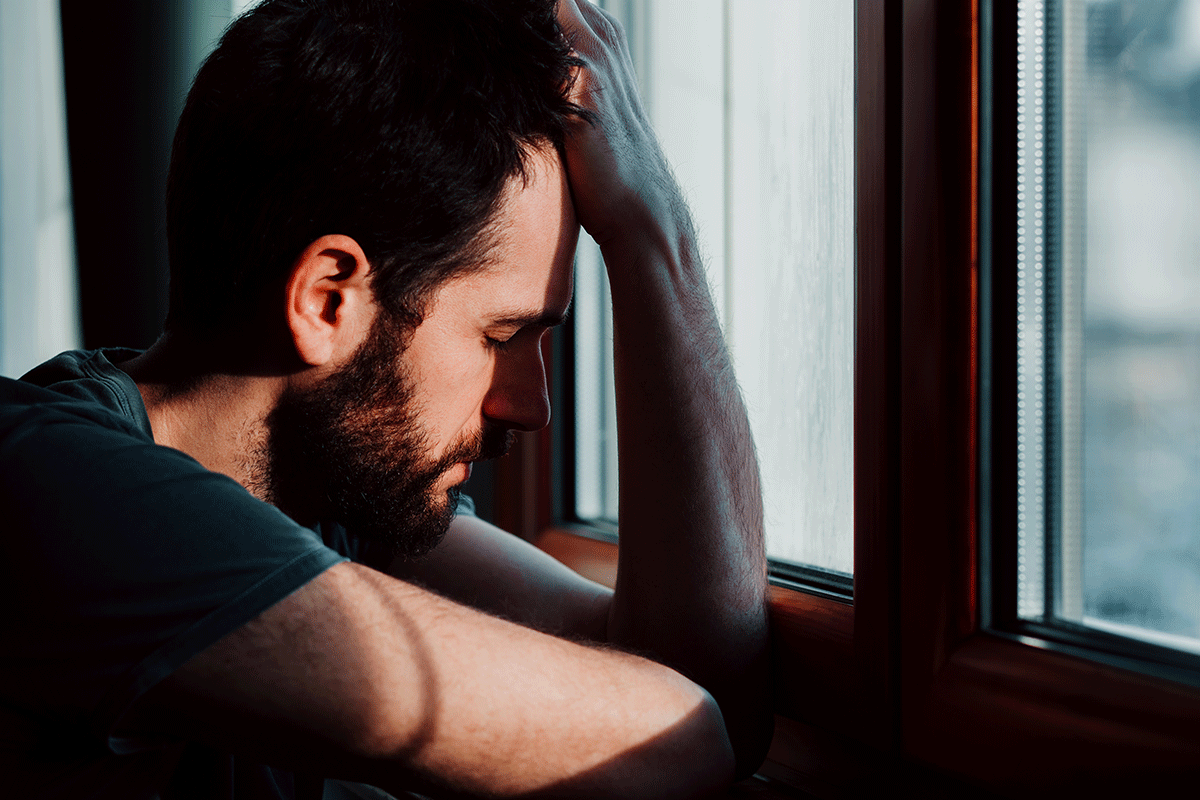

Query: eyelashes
left=484, top=334, right=514, bottom=351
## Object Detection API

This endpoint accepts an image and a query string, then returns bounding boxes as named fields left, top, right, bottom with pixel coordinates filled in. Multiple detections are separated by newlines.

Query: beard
left=259, top=313, right=513, bottom=559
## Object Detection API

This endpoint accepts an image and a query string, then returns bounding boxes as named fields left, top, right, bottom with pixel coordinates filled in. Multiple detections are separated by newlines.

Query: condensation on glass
left=1016, top=0, right=1200, bottom=653
left=575, top=0, right=855, bottom=576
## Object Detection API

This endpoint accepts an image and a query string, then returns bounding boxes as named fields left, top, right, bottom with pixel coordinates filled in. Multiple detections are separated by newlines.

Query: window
left=538, top=0, right=1200, bottom=792
left=902, top=0, right=1200, bottom=790
left=571, top=0, right=856, bottom=583
left=0, top=0, right=80, bottom=376
left=1010, top=0, right=1200, bottom=663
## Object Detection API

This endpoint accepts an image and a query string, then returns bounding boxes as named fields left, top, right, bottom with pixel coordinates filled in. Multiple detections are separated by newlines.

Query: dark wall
left=60, top=1, right=230, bottom=349
left=57, top=1, right=504, bottom=522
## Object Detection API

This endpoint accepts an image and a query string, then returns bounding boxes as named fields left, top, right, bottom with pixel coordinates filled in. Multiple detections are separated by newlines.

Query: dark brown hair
left=165, top=0, right=587, bottom=337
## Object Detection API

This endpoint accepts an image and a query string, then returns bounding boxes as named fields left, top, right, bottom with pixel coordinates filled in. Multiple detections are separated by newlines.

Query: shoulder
left=1, top=370, right=347, bottom=756
left=15, top=348, right=152, bottom=434
left=0, top=374, right=145, bottom=438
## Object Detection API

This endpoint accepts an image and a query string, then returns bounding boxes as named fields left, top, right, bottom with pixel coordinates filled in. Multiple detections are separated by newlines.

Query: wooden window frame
left=901, top=0, right=1200, bottom=793
left=502, top=2, right=895, bottom=787
left=497, top=0, right=1200, bottom=793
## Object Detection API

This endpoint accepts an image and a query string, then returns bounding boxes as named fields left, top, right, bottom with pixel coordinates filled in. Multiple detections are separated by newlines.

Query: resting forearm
left=137, top=563, right=733, bottom=799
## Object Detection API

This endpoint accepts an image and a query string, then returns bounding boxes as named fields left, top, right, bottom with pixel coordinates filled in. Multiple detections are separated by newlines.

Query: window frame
left=900, top=0, right=1200, bottom=790
left=517, top=0, right=898, bottom=768
left=501, top=0, right=1200, bottom=792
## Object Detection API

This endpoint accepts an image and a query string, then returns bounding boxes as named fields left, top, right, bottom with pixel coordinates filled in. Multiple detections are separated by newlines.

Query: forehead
left=432, top=147, right=578, bottom=321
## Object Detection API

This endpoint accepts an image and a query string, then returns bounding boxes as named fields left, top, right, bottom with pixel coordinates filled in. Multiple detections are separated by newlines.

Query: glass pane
left=574, top=0, right=855, bottom=575
left=0, top=0, right=81, bottom=376
left=1016, top=0, right=1200, bottom=653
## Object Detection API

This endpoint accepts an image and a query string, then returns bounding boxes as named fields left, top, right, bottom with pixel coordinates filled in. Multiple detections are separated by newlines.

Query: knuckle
left=597, top=11, right=625, bottom=43
left=579, top=3, right=625, bottom=45
left=597, top=8, right=622, bottom=31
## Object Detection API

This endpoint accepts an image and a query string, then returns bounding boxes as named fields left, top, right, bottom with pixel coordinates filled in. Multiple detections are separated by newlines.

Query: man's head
left=259, top=307, right=512, bottom=558
left=165, top=0, right=585, bottom=340
left=168, top=1, right=586, bottom=551
left=256, top=147, right=578, bottom=557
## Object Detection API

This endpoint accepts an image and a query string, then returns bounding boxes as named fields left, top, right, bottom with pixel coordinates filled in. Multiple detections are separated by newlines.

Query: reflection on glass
left=1017, top=0, right=1200, bottom=653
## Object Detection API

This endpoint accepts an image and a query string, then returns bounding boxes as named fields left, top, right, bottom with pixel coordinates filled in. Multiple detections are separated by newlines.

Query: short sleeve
left=0, top=397, right=347, bottom=751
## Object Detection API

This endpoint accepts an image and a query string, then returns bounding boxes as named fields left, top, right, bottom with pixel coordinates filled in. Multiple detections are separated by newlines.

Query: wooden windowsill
left=533, top=526, right=866, bottom=798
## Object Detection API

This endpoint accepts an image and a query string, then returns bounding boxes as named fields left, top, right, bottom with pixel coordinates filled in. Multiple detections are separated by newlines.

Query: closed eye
left=484, top=334, right=513, bottom=351
left=482, top=307, right=569, bottom=352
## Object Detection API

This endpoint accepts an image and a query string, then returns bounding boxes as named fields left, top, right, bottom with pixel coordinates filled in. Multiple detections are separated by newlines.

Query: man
left=0, top=0, right=770, bottom=797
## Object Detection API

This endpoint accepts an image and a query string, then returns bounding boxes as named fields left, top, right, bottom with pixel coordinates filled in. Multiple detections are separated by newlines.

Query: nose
left=482, top=335, right=551, bottom=433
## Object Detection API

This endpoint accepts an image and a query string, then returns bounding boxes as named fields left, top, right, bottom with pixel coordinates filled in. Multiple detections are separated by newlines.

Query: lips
left=434, top=425, right=514, bottom=484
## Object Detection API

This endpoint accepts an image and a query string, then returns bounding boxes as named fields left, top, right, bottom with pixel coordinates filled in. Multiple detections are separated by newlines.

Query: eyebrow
left=488, top=303, right=572, bottom=330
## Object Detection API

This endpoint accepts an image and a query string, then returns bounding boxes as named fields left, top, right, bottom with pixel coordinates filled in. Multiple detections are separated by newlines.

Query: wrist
left=596, top=194, right=700, bottom=284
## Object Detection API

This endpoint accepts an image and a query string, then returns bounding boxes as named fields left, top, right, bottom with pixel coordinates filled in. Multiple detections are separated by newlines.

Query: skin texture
left=397, top=1, right=773, bottom=776
left=560, top=0, right=773, bottom=774
left=121, top=2, right=770, bottom=796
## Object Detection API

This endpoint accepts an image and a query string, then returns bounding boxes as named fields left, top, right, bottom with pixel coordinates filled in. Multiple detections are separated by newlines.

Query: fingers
left=552, top=0, right=666, bottom=244
left=555, top=0, right=592, bottom=58
left=556, top=1, right=639, bottom=111
left=557, top=0, right=624, bottom=57
left=555, top=0, right=588, bottom=37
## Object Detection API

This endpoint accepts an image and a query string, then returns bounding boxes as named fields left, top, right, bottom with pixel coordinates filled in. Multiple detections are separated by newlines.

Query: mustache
left=433, top=423, right=514, bottom=473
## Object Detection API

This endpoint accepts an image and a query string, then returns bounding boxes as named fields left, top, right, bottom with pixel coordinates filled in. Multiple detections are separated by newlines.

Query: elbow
left=694, top=690, right=739, bottom=792
left=578, top=678, right=737, bottom=800
left=649, top=689, right=737, bottom=799
left=712, top=637, right=775, bottom=780
left=729, top=706, right=774, bottom=782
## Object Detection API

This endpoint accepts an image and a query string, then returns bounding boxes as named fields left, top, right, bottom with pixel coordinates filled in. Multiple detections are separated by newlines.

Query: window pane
left=0, top=0, right=81, bottom=376
left=1017, top=0, right=1200, bottom=653
left=574, top=1, right=855, bottom=576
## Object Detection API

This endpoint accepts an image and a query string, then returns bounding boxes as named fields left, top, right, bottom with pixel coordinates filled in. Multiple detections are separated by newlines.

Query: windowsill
left=533, top=526, right=854, bottom=729
left=535, top=526, right=1021, bottom=797
left=905, top=631, right=1200, bottom=790
left=533, top=526, right=861, bottom=796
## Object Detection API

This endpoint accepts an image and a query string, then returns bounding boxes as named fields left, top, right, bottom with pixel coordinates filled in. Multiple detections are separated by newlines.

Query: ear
left=285, top=234, right=375, bottom=367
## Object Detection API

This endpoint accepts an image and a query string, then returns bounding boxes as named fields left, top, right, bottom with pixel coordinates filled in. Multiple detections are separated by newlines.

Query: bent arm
left=555, top=0, right=772, bottom=777
left=602, top=205, right=772, bottom=779
left=393, top=1, right=772, bottom=776
left=390, top=512, right=612, bottom=640
left=130, top=562, right=732, bottom=799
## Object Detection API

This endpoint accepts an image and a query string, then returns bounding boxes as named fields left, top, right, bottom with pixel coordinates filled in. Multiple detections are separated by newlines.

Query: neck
left=119, top=332, right=286, bottom=500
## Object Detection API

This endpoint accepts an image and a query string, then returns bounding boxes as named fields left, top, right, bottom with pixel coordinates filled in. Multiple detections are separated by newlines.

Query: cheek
left=401, top=292, right=499, bottom=433
left=410, top=342, right=496, bottom=431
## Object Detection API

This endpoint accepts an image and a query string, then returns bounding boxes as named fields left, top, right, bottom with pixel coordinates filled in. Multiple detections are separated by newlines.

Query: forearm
left=135, top=563, right=733, bottom=799
left=367, top=568, right=734, bottom=798
left=555, top=0, right=772, bottom=773
left=390, top=514, right=612, bottom=640
left=601, top=205, right=772, bottom=777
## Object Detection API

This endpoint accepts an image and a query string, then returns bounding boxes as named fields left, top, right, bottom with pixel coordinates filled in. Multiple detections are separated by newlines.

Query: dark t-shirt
left=0, top=350, right=461, bottom=799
